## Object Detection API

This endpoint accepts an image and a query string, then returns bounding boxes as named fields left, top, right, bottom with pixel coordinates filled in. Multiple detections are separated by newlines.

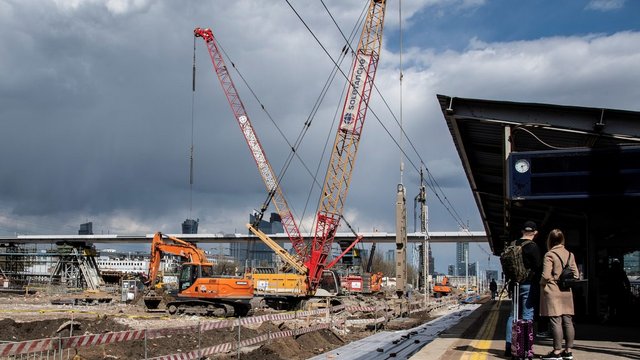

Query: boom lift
left=143, top=232, right=252, bottom=316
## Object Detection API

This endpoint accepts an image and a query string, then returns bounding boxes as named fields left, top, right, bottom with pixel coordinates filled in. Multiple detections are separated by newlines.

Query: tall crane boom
left=194, top=27, right=306, bottom=259
left=308, top=0, right=387, bottom=288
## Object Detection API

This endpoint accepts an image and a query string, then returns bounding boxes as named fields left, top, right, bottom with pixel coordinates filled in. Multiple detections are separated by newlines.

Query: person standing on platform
left=490, top=278, right=498, bottom=300
left=540, top=228, right=579, bottom=360
left=607, top=258, right=631, bottom=323
left=504, top=220, right=542, bottom=357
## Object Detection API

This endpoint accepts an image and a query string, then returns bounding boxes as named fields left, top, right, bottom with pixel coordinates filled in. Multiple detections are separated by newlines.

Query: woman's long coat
left=540, top=244, right=579, bottom=317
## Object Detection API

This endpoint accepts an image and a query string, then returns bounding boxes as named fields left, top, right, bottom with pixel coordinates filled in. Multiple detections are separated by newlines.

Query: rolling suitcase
left=511, top=283, right=534, bottom=360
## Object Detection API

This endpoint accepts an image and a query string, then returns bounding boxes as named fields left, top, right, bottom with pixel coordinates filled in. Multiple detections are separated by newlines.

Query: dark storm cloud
left=1, top=0, right=639, bottom=254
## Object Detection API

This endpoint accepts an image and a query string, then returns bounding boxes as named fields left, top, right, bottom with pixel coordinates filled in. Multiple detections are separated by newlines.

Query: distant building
left=385, top=249, right=395, bottom=263
left=486, top=269, right=499, bottom=283
left=78, top=222, right=93, bottom=235
left=467, top=262, right=477, bottom=276
left=624, top=251, right=639, bottom=276
left=448, top=264, right=456, bottom=276
left=456, top=242, right=469, bottom=276
left=230, top=212, right=284, bottom=266
left=181, top=219, right=199, bottom=234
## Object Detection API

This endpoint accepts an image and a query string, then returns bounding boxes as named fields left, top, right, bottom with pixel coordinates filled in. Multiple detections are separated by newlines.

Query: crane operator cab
left=316, top=270, right=342, bottom=296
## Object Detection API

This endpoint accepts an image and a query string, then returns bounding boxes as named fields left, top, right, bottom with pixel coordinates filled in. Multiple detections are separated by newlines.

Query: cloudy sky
left=1, top=0, right=639, bottom=273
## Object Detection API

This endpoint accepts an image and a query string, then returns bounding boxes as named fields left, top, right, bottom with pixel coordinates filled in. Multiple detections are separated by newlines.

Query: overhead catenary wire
left=209, top=26, right=359, bottom=234
left=209, top=1, right=368, bottom=235
left=213, top=1, right=469, bottom=232
left=287, top=1, right=470, bottom=230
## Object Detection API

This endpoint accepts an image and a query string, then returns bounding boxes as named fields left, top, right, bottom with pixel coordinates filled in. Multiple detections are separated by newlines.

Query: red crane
left=307, top=0, right=387, bottom=289
left=194, top=27, right=307, bottom=259
left=196, top=0, right=387, bottom=293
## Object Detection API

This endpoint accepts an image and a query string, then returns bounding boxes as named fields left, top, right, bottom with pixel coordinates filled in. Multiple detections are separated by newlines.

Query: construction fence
left=0, top=296, right=460, bottom=360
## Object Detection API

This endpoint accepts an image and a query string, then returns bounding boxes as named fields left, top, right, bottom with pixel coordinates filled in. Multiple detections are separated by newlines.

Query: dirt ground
left=0, top=292, right=441, bottom=360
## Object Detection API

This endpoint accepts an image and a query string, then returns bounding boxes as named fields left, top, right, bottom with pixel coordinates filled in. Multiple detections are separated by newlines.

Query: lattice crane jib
left=194, top=27, right=307, bottom=259
left=309, top=0, right=387, bottom=287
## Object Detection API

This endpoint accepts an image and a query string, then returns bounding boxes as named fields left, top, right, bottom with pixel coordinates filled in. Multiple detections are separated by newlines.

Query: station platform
left=411, top=297, right=640, bottom=360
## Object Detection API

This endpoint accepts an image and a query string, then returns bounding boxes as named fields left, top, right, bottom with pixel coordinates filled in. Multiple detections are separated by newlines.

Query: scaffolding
left=0, top=242, right=104, bottom=290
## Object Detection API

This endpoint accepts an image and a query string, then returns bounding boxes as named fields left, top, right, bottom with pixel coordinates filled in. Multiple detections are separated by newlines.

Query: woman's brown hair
left=546, top=228, right=565, bottom=249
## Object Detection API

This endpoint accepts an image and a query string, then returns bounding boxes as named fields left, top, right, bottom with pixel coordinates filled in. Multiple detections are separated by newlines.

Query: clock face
left=515, top=159, right=530, bottom=173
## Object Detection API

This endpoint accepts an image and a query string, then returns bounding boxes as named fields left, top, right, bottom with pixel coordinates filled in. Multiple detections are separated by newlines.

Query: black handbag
left=552, top=251, right=577, bottom=291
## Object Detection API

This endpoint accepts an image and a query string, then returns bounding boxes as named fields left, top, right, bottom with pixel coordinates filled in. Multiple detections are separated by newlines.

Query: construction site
left=0, top=187, right=481, bottom=359
left=0, top=231, right=477, bottom=360
left=0, top=1, right=492, bottom=357
left=0, top=282, right=475, bottom=360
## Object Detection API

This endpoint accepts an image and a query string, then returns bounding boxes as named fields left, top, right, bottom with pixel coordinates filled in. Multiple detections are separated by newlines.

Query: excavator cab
left=178, top=263, right=214, bottom=291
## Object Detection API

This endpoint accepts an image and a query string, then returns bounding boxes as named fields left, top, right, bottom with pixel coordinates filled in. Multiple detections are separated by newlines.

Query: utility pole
left=395, top=184, right=407, bottom=298
left=416, top=169, right=429, bottom=303
left=465, top=245, right=469, bottom=293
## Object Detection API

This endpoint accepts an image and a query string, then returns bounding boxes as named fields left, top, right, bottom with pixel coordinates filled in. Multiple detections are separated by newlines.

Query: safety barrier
left=147, top=323, right=330, bottom=360
left=0, top=296, right=462, bottom=359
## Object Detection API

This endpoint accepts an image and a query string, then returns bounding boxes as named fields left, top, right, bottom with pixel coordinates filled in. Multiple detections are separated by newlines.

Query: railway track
left=310, top=304, right=479, bottom=360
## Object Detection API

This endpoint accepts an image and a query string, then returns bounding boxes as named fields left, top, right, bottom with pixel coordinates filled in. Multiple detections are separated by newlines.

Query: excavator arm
left=144, top=232, right=253, bottom=315
left=146, top=232, right=210, bottom=288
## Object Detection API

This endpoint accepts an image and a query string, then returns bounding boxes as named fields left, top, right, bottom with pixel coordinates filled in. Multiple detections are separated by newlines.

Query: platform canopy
left=438, top=94, right=640, bottom=255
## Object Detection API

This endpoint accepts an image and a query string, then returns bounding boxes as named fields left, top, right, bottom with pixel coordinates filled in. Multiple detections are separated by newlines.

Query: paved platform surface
left=411, top=297, right=640, bottom=360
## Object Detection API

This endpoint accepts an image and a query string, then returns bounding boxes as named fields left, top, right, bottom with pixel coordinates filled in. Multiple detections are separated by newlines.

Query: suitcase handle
left=513, top=281, right=519, bottom=322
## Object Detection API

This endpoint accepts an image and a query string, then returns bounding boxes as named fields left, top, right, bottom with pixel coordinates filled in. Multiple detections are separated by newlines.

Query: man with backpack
left=502, top=220, right=542, bottom=357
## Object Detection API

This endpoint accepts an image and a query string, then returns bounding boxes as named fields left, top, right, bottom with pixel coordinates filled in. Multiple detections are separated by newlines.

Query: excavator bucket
left=143, top=289, right=163, bottom=310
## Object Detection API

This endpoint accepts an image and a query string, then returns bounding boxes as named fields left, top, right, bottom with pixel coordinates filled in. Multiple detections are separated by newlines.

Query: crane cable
left=307, top=1, right=469, bottom=229
left=189, top=35, right=196, bottom=220
left=214, top=1, right=368, bottom=235
left=315, top=2, right=468, bottom=229
left=226, top=1, right=469, bottom=232
left=399, top=0, right=404, bottom=186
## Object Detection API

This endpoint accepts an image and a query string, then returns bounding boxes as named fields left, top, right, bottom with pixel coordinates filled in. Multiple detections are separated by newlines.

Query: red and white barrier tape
left=1, top=299, right=454, bottom=356
left=0, top=338, right=55, bottom=356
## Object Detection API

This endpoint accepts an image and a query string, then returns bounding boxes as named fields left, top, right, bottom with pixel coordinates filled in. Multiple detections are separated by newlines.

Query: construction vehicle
left=248, top=0, right=387, bottom=294
left=362, top=242, right=384, bottom=294
left=297, top=0, right=387, bottom=291
left=194, top=26, right=338, bottom=308
left=193, top=27, right=306, bottom=260
left=433, top=276, right=452, bottom=298
left=339, top=262, right=383, bottom=294
left=249, top=267, right=310, bottom=309
left=194, top=0, right=387, bottom=303
left=143, top=232, right=252, bottom=317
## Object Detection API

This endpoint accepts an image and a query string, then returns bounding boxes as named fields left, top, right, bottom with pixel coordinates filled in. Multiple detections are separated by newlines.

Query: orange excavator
left=433, top=276, right=452, bottom=298
left=143, top=232, right=253, bottom=316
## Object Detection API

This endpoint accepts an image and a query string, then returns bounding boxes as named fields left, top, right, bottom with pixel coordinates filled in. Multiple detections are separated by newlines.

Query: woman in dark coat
left=540, top=229, right=580, bottom=360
